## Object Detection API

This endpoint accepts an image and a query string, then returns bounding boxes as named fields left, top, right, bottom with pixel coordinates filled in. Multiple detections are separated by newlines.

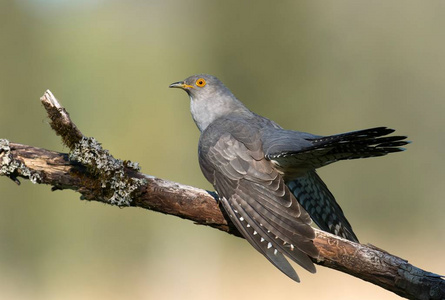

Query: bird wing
left=199, top=129, right=319, bottom=282
left=265, top=127, right=409, bottom=172
left=287, top=170, right=359, bottom=242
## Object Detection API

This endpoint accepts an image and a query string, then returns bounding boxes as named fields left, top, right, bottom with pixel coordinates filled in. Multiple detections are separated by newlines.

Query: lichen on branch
left=0, top=139, right=41, bottom=184
left=69, top=136, right=146, bottom=205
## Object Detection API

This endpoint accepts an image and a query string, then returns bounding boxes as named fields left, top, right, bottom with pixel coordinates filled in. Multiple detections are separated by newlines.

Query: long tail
left=307, top=127, right=409, bottom=161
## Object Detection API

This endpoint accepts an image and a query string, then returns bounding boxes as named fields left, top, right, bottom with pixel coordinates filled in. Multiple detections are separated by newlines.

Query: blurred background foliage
left=1, top=1, right=444, bottom=299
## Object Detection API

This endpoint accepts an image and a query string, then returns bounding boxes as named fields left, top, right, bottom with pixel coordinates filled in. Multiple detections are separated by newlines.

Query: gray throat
left=189, top=95, right=251, bottom=132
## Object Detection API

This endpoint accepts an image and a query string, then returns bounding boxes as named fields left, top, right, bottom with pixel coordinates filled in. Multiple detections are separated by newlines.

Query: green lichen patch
left=0, top=139, right=41, bottom=184
left=69, top=137, right=145, bottom=206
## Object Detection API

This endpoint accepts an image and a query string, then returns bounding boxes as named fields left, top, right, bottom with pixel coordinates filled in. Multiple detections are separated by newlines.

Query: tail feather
left=287, top=170, right=359, bottom=242
left=267, top=127, right=409, bottom=170
left=307, top=127, right=409, bottom=159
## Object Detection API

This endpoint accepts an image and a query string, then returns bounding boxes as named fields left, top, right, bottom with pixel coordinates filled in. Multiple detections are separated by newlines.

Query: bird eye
left=195, top=78, right=206, bottom=87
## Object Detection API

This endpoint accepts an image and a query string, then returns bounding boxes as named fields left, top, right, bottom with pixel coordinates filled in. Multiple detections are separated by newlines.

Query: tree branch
left=0, top=91, right=443, bottom=300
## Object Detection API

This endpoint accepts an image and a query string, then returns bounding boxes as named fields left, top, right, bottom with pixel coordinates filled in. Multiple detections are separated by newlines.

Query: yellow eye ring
left=195, top=78, right=206, bottom=87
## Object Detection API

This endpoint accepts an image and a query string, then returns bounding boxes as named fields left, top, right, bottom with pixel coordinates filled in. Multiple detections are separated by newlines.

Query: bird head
left=169, top=74, right=227, bottom=101
left=169, top=74, right=249, bottom=132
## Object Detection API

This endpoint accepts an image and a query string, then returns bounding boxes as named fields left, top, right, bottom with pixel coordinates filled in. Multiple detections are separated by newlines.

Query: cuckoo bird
left=170, top=74, right=408, bottom=282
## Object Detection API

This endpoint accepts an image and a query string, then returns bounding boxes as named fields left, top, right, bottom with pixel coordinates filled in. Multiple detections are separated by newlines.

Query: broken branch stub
left=40, top=90, right=146, bottom=206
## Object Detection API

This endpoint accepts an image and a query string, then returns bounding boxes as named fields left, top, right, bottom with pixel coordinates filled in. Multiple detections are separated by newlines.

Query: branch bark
left=0, top=91, right=443, bottom=300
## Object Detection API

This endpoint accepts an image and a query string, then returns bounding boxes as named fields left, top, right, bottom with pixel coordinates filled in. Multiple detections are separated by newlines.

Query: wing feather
left=200, top=130, right=318, bottom=281
left=229, top=195, right=316, bottom=274
left=219, top=197, right=301, bottom=282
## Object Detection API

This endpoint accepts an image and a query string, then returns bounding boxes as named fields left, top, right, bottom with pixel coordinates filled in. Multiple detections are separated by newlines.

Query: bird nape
left=170, top=74, right=409, bottom=282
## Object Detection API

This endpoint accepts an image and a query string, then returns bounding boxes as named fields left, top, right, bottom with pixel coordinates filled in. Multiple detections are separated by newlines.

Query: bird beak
left=169, top=81, right=194, bottom=90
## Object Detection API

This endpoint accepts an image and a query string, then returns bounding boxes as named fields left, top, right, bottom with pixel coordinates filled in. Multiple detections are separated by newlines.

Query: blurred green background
left=1, top=1, right=444, bottom=299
